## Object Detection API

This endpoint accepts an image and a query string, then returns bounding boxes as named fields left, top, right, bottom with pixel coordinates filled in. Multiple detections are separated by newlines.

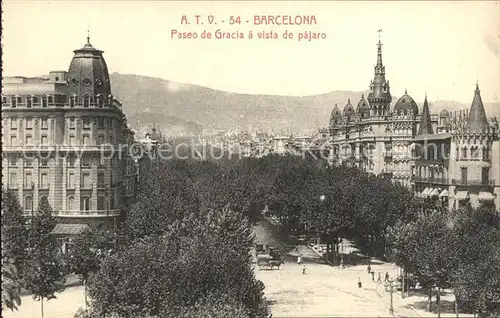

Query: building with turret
left=328, top=35, right=499, bottom=210
left=1, top=36, right=139, bottom=228
left=412, top=84, right=499, bottom=210
left=329, top=35, right=438, bottom=186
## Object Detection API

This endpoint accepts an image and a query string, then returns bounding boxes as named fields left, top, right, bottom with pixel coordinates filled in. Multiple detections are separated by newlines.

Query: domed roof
left=343, top=99, right=355, bottom=118
left=356, top=94, right=370, bottom=118
left=439, top=109, right=450, bottom=118
left=67, top=36, right=111, bottom=98
left=330, top=104, right=342, bottom=125
left=394, top=89, right=419, bottom=115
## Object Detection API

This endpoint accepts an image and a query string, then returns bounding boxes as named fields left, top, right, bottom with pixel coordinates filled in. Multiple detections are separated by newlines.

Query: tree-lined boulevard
left=2, top=155, right=500, bottom=317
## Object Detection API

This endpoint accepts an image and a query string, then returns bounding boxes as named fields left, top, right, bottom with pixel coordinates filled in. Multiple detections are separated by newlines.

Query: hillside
left=110, top=73, right=499, bottom=134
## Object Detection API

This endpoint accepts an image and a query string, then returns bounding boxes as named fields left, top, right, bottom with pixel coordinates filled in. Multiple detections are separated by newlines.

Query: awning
left=438, top=189, right=449, bottom=197
left=430, top=188, right=441, bottom=197
left=454, top=191, right=469, bottom=200
left=421, top=188, right=431, bottom=196
left=478, top=192, right=495, bottom=201
left=50, top=223, right=89, bottom=236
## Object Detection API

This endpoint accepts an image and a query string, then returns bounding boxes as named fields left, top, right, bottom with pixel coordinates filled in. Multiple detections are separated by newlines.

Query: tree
left=1, top=188, right=28, bottom=273
left=85, top=203, right=268, bottom=318
left=23, top=197, right=64, bottom=318
left=66, top=227, right=110, bottom=307
left=2, top=257, right=22, bottom=311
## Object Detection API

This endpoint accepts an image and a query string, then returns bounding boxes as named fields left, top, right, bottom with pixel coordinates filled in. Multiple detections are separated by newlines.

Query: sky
left=2, top=1, right=500, bottom=103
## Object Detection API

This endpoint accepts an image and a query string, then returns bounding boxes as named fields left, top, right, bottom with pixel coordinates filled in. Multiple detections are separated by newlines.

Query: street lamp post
left=389, top=279, right=395, bottom=316
left=29, top=182, right=35, bottom=252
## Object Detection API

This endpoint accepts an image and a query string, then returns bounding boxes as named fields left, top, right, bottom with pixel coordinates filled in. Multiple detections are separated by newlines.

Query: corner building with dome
left=1, top=37, right=140, bottom=229
left=329, top=37, right=500, bottom=210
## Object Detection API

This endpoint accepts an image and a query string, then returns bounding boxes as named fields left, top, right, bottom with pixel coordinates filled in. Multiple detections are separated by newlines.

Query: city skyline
left=3, top=1, right=500, bottom=104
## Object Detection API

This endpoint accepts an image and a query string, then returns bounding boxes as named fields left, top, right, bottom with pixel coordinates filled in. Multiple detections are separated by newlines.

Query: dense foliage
left=1, top=188, right=28, bottom=273
left=1, top=257, right=22, bottom=311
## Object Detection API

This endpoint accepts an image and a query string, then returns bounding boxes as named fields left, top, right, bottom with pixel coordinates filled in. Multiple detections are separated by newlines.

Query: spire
left=467, top=84, right=489, bottom=133
left=376, top=29, right=383, bottom=67
left=367, top=30, right=391, bottom=105
left=87, top=29, right=90, bottom=44
left=418, top=95, right=434, bottom=135
left=405, top=88, right=408, bottom=95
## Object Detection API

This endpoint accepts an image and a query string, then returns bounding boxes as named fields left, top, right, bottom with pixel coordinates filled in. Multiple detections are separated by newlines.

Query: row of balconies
left=411, top=176, right=450, bottom=184
left=451, top=179, right=495, bottom=186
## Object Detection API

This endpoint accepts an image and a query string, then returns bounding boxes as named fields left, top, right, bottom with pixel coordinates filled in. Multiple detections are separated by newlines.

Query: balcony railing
left=451, top=179, right=495, bottom=186
left=411, top=176, right=450, bottom=184
left=52, top=209, right=121, bottom=218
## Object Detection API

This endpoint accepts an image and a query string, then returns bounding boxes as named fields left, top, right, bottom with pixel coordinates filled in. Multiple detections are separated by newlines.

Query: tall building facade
left=329, top=36, right=438, bottom=186
left=1, top=37, right=138, bottom=227
left=412, top=84, right=499, bottom=210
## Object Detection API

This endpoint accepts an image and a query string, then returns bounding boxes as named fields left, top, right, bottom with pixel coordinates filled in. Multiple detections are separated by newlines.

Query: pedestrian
left=377, top=272, right=382, bottom=284
left=357, top=275, right=362, bottom=288
left=371, top=271, right=375, bottom=282
left=367, top=264, right=371, bottom=274
left=302, top=264, right=306, bottom=275
left=297, top=255, right=302, bottom=265
left=385, top=271, right=390, bottom=282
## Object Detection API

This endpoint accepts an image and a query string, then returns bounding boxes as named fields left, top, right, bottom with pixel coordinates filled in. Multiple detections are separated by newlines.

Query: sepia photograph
left=1, top=1, right=499, bottom=317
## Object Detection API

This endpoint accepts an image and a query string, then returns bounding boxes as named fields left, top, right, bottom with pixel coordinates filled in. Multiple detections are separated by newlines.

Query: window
left=69, top=96, right=76, bottom=107
left=48, top=96, right=53, bottom=104
left=110, top=192, right=115, bottom=209
left=10, top=117, right=17, bottom=129
left=25, top=159, right=33, bottom=167
left=471, top=146, right=479, bottom=158
left=69, top=117, right=75, bottom=129
left=483, top=147, right=490, bottom=160
left=82, top=172, right=91, bottom=188
left=25, top=172, right=33, bottom=187
left=25, top=196, right=33, bottom=211
left=83, top=135, right=90, bottom=145
left=11, top=97, right=17, bottom=107
left=17, top=97, right=22, bottom=104
left=69, top=135, right=75, bottom=146
left=461, top=147, right=468, bottom=159
left=9, top=172, right=17, bottom=188
left=9, top=157, right=17, bottom=166
left=41, top=118, right=48, bottom=129
left=67, top=172, right=75, bottom=188
left=40, top=173, right=48, bottom=188
left=97, top=135, right=105, bottom=145
left=81, top=156, right=91, bottom=167
left=42, top=96, right=48, bottom=107
left=97, top=95, right=104, bottom=108
left=26, top=96, right=32, bottom=108
left=26, top=118, right=33, bottom=129
left=10, top=135, right=17, bottom=146
left=83, top=117, right=91, bottom=129
left=41, top=135, right=48, bottom=146
left=83, top=95, right=90, bottom=108
left=482, top=167, right=490, bottom=184
left=97, top=118, right=104, bottom=129
left=67, top=196, right=75, bottom=211
left=81, top=197, right=91, bottom=211
left=32, top=97, right=38, bottom=104
left=25, top=135, right=33, bottom=145
left=97, top=171, right=105, bottom=188
left=67, top=155, right=76, bottom=167
left=97, top=197, right=105, bottom=210
left=461, top=167, right=468, bottom=184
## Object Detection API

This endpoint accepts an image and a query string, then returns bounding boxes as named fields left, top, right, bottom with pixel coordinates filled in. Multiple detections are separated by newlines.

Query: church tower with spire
left=367, top=34, right=392, bottom=117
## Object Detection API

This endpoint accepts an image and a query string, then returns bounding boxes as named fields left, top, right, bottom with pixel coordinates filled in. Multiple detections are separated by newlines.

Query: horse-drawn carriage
left=256, top=246, right=284, bottom=270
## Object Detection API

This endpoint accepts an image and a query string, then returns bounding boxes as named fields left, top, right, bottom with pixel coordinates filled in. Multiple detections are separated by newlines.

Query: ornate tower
left=417, top=94, right=434, bottom=136
left=367, top=33, right=392, bottom=117
left=66, top=35, right=112, bottom=103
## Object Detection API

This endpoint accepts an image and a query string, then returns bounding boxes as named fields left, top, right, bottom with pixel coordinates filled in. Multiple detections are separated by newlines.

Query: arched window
left=42, top=95, right=48, bottom=107
left=80, top=197, right=90, bottom=211
left=26, top=96, right=32, bottom=108
left=83, top=95, right=91, bottom=108
left=471, top=146, right=479, bottom=158
left=461, top=147, right=468, bottom=159
left=69, top=95, right=76, bottom=108
left=67, top=196, right=75, bottom=210
left=11, top=96, right=17, bottom=108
